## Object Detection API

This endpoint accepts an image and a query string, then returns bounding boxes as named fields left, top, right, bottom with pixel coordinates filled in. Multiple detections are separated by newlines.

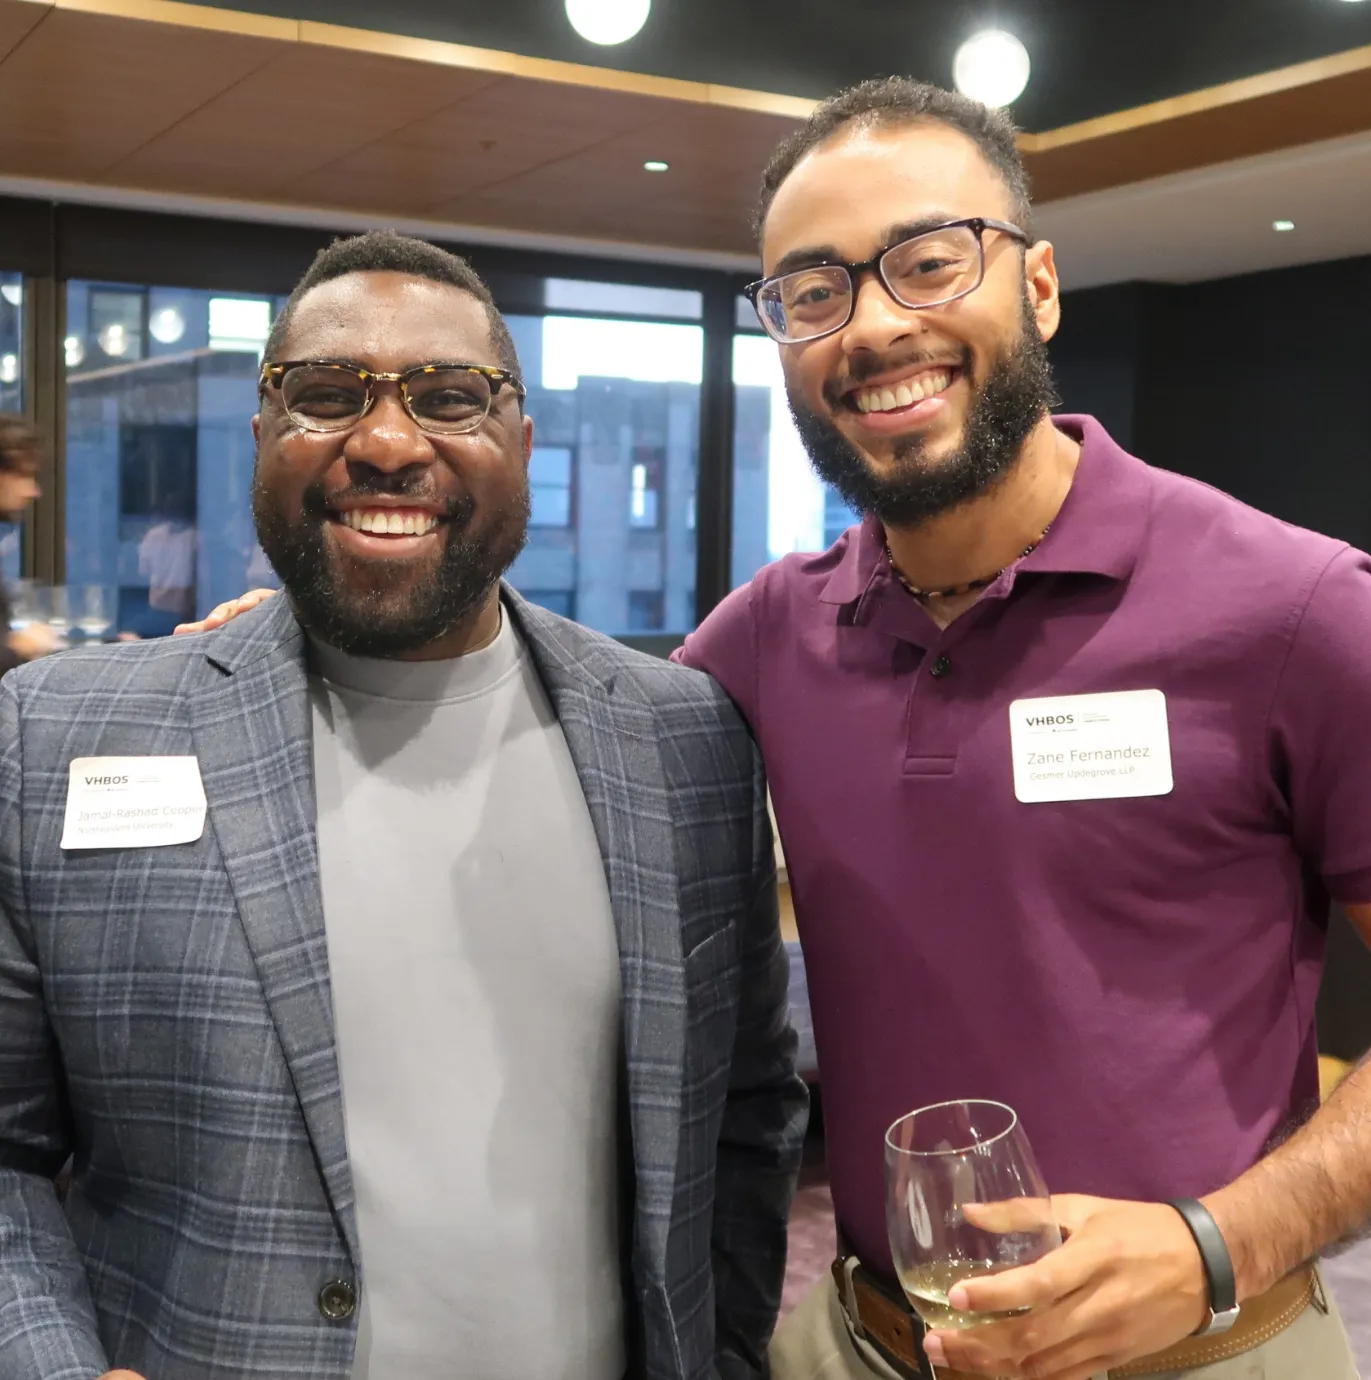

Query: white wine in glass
left=47, top=585, right=70, bottom=636
left=76, top=585, right=112, bottom=639
left=886, top=1100, right=1061, bottom=1335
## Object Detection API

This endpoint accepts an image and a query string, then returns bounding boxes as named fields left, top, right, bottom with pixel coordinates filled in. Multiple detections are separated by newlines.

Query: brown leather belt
left=831, top=1253, right=1319, bottom=1379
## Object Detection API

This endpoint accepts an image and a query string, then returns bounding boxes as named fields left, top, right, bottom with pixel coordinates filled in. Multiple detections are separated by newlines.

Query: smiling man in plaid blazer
left=0, top=233, right=807, bottom=1380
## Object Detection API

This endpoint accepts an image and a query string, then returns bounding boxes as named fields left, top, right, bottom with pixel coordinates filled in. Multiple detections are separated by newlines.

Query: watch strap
left=1168, top=1197, right=1238, bottom=1317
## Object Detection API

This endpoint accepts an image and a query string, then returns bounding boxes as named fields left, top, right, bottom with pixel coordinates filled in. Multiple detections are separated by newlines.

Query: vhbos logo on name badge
left=1008, top=690, right=1173, bottom=803
left=61, top=756, right=207, bottom=850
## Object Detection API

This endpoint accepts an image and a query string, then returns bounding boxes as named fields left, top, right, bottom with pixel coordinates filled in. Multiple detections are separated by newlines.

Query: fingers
left=962, top=1197, right=1059, bottom=1235
left=1050, top=1194, right=1107, bottom=1238
left=174, top=588, right=279, bottom=635
left=174, top=600, right=241, bottom=636
left=948, top=1236, right=1092, bottom=1315
left=927, top=1281, right=1108, bottom=1379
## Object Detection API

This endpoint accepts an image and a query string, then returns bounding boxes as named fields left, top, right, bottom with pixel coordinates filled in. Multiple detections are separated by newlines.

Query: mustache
left=822, top=343, right=973, bottom=408
left=299, top=478, right=476, bottom=528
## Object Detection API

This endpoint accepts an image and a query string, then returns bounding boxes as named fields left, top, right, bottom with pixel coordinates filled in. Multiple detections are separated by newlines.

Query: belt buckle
left=841, top=1256, right=868, bottom=1341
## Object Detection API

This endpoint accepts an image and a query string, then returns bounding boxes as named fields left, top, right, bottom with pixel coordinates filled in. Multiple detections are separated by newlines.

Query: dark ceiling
left=178, top=0, right=1371, bottom=131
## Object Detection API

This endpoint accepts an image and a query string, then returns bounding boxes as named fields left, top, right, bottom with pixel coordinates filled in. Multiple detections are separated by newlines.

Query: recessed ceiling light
left=953, top=29, right=1031, bottom=107
left=644, top=160, right=669, bottom=173
left=565, top=0, right=650, bottom=45
left=1272, top=219, right=1296, bottom=232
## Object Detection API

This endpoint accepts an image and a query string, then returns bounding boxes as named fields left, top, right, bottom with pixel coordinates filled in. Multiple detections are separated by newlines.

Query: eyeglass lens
left=280, top=366, right=496, bottom=434
left=759, top=224, right=984, bottom=343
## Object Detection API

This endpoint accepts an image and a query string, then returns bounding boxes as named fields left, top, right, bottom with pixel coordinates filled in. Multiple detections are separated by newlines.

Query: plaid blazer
left=0, top=590, right=807, bottom=1380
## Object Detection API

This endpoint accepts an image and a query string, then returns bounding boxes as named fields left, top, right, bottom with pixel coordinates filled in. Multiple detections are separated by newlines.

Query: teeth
left=855, top=369, right=954, bottom=414
left=340, top=510, right=436, bottom=535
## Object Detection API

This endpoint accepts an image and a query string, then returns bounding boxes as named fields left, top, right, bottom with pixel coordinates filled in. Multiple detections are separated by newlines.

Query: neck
left=394, top=586, right=503, bottom=661
left=884, top=414, right=1080, bottom=592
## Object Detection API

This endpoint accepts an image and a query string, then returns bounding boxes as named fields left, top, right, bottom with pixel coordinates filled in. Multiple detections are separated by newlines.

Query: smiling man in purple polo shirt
left=187, top=77, right=1371, bottom=1380
left=676, top=78, right=1371, bottom=1380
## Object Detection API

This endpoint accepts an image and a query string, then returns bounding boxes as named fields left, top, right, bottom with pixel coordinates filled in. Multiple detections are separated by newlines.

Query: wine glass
left=7, top=578, right=37, bottom=630
left=47, top=585, right=70, bottom=637
left=886, top=1099, right=1060, bottom=1338
left=75, top=585, right=112, bottom=639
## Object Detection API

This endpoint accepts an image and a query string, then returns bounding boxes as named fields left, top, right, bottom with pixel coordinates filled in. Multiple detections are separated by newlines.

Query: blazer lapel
left=510, top=594, right=686, bottom=1287
left=187, top=597, right=357, bottom=1266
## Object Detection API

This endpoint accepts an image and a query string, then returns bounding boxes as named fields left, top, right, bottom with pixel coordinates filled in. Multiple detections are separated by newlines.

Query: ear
left=521, top=413, right=534, bottom=469
left=251, top=413, right=262, bottom=446
left=1025, top=239, right=1062, bottom=344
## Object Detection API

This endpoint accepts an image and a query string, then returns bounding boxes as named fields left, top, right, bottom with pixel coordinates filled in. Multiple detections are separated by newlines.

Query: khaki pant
left=769, top=1272, right=1360, bottom=1380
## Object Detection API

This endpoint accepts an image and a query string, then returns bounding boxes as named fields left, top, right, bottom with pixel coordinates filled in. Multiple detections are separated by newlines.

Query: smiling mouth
left=331, top=507, right=443, bottom=537
left=846, top=366, right=960, bottom=415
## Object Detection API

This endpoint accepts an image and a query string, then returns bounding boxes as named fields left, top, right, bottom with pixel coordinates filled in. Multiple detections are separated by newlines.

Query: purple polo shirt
left=677, top=415, right=1371, bottom=1274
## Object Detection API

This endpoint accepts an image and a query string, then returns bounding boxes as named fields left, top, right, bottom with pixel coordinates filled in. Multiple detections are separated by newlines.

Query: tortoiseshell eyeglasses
left=259, top=360, right=526, bottom=436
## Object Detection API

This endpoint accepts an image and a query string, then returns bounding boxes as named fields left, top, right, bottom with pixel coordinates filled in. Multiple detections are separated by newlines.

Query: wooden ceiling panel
left=108, top=46, right=502, bottom=192
left=0, top=7, right=280, bottom=178
left=0, top=0, right=48, bottom=64
left=0, top=0, right=1369, bottom=265
left=289, top=75, right=683, bottom=214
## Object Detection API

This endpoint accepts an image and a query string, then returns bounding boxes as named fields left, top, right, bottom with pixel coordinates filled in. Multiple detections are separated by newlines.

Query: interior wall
left=1052, top=257, right=1371, bottom=1061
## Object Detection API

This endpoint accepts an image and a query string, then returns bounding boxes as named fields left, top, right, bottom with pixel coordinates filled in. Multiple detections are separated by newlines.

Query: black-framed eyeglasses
left=744, top=217, right=1030, bottom=345
left=258, top=360, right=527, bottom=436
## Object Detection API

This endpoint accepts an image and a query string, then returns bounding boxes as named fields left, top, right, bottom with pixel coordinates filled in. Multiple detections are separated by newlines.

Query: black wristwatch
left=1168, top=1198, right=1241, bottom=1335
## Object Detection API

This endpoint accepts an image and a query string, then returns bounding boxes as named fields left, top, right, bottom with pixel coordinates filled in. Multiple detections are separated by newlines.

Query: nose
left=838, top=270, right=926, bottom=359
left=342, top=384, right=434, bottom=475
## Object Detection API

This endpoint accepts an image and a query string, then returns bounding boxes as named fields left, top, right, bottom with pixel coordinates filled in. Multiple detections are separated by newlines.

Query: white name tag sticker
left=1009, top=690, right=1173, bottom=803
left=61, top=756, right=207, bottom=850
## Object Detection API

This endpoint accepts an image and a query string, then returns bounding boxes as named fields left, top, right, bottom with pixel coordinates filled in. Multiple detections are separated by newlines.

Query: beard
left=787, top=292, right=1059, bottom=529
left=252, top=468, right=530, bottom=658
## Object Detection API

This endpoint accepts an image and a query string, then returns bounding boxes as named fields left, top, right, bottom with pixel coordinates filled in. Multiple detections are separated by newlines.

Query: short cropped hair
left=756, top=76, right=1034, bottom=240
left=263, top=230, right=521, bottom=379
left=0, top=412, right=43, bottom=474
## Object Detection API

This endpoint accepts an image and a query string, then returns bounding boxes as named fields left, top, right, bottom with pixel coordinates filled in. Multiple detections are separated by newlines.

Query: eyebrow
left=768, top=213, right=965, bottom=278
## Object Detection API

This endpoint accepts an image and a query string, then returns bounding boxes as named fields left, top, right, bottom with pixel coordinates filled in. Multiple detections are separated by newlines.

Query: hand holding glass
left=886, top=1100, right=1060, bottom=1333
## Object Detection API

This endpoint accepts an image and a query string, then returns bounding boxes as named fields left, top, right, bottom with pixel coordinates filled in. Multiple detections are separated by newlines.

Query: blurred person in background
left=0, top=413, right=63, bottom=676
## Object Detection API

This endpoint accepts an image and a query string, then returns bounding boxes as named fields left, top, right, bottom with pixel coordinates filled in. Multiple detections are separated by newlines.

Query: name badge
left=61, top=756, right=207, bottom=850
left=1009, top=690, right=1173, bottom=803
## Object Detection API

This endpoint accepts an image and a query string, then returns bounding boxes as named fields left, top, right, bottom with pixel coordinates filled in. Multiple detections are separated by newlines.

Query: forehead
left=762, top=122, right=1014, bottom=271
left=280, top=271, right=497, bottom=368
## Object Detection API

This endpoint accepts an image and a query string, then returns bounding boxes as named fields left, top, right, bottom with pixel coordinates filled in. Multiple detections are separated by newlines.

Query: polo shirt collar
left=818, top=413, right=1150, bottom=610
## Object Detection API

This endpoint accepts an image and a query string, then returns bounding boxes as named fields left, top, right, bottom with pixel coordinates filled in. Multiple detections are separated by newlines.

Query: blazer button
left=318, top=1279, right=357, bottom=1321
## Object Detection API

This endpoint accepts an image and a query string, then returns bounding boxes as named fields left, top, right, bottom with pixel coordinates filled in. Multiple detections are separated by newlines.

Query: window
left=521, top=589, right=576, bottom=619
left=730, top=325, right=857, bottom=590
left=544, top=278, right=702, bottom=320
left=504, top=308, right=702, bottom=638
left=629, top=450, right=664, bottom=529
left=627, top=590, right=665, bottom=631
left=1, top=271, right=24, bottom=584
left=64, top=280, right=284, bottom=636
left=529, top=446, right=574, bottom=527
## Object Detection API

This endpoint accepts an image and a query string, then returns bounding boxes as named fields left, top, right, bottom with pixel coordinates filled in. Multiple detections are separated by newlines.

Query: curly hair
left=756, top=76, right=1033, bottom=240
left=263, top=230, right=520, bottom=379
